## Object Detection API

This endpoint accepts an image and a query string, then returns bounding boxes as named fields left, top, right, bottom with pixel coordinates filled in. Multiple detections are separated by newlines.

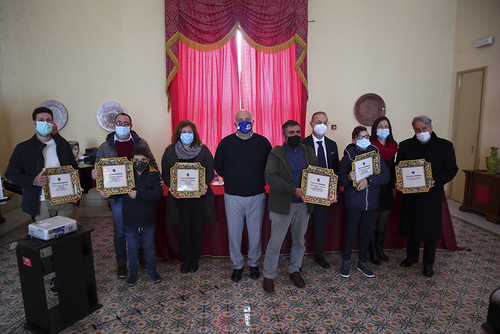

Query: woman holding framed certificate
left=337, top=126, right=390, bottom=279
left=368, top=116, right=399, bottom=265
left=161, top=120, right=215, bottom=274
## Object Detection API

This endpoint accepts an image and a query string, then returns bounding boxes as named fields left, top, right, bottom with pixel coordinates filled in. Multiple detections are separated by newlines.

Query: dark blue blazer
left=302, top=135, right=340, bottom=173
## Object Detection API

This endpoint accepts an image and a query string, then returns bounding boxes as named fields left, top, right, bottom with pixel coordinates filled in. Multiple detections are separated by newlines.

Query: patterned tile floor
left=0, top=216, right=498, bottom=333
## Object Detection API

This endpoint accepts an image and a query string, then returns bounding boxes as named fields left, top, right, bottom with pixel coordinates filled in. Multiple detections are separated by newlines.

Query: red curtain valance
left=165, top=0, right=308, bottom=100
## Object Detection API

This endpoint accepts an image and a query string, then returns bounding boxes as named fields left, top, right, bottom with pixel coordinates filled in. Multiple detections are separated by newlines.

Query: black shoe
left=314, top=254, right=331, bottom=268
left=423, top=266, right=434, bottom=277
left=263, top=278, right=274, bottom=293
left=117, top=265, right=127, bottom=279
left=249, top=266, right=260, bottom=279
left=180, top=263, right=190, bottom=273
left=189, top=260, right=199, bottom=273
left=400, top=258, right=418, bottom=267
left=376, top=230, right=389, bottom=262
left=231, top=268, right=243, bottom=282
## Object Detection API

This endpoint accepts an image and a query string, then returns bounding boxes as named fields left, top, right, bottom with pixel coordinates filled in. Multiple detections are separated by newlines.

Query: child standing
left=338, top=126, right=390, bottom=278
left=123, top=147, right=164, bottom=286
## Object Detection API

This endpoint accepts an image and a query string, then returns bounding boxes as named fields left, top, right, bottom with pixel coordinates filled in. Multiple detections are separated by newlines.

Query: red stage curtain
left=165, top=0, right=308, bottom=149
left=240, top=37, right=306, bottom=147
left=170, top=38, right=240, bottom=155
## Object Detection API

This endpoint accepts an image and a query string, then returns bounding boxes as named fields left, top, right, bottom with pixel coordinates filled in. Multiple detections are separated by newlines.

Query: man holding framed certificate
left=262, top=120, right=318, bottom=293
left=5, top=107, right=80, bottom=221
left=397, top=115, right=458, bottom=278
left=302, top=111, right=340, bottom=269
left=92, top=112, right=158, bottom=280
left=5, top=107, right=80, bottom=296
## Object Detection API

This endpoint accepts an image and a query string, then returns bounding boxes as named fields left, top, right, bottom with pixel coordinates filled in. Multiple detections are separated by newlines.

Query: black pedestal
left=16, top=226, right=102, bottom=334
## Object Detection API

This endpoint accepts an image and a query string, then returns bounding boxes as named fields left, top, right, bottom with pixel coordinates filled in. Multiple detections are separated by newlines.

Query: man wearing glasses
left=92, top=113, right=158, bottom=279
left=302, top=111, right=339, bottom=268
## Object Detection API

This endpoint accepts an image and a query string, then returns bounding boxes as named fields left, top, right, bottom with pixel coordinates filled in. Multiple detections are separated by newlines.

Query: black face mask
left=133, top=161, right=148, bottom=173
left=286, top=135, right=301, bottom=149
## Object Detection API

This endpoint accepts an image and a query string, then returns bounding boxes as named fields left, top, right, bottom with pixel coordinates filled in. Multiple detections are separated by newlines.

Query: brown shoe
left=289, top=271, right=305, bottom=288
left=263, top=278, right=274, bottom=293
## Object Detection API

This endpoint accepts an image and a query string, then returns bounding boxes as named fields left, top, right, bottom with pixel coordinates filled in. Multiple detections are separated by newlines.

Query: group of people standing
left=5, top=106, right=457, bottom=294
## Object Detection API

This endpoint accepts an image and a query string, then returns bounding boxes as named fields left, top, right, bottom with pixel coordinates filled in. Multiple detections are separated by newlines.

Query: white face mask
left=416, top=131, right=431, bottom=143
left=313, top=123, right=327, bottom=137
left=377, top=129, right=390, bottom=139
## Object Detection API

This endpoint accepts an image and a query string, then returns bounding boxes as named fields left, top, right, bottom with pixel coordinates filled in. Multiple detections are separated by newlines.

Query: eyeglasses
left=116, top=121, right=130, bottom=126
left=356, top=135, right=370, bottom=140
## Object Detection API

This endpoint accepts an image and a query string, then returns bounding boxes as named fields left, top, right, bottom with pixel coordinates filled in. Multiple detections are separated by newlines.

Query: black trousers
left=342, top=209, right=376, bottom=262
left=312, top=204, right=330, bottom=256
left=406, top=239, right=438, bottom=267
left=176, top=196, right=206, bottom=264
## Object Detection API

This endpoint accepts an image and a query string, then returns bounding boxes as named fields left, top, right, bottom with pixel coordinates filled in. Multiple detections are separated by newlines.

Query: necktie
left=317, top=141, right=327, bottom=168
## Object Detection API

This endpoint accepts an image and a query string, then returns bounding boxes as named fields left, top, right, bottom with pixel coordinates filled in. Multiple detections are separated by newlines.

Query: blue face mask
left=356, top=138, right=371, bottom=149
left=115, top=126, right=130, bottom=138
left=237, top=121, right=252, bottom=134
left=377, top=129, right=390, bottom=139
left=36, top=121, right=53, bottom=136
left=180, top=132, right=194, bottom=145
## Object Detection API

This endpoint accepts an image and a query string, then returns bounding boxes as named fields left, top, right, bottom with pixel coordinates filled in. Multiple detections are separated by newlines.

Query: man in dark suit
left=302, top=111, right=340, bottom=268
left=397, top=115, right=458, bottom=277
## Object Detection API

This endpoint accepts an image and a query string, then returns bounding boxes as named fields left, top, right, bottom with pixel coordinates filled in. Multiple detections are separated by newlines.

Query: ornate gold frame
left=396, top=159, right=433, bottom=194
left=300, top=165, right=338, bottom=206
left=351, top=151, right=381, bottom=187
left=43, top=165, right=81, bottom=204
left=95, top=157, right=135, bottom=195
left=170, top=162, right=206, bottom=198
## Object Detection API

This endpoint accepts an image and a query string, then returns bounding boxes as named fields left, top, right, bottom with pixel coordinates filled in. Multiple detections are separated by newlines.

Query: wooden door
left=450, top=68, right=485, bottom=202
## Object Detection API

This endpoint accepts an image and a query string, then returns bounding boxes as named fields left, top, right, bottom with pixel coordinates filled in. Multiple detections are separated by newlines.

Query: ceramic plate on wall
left=354, top=93, right=386, bottom=126
left=39, top=100, right=68, bottom=130
left=96, top=101, right=127, bottom=131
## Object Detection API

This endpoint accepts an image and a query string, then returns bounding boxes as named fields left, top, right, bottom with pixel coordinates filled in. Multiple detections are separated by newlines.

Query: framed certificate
left=351, top=151, right=381, bottom=187
left=395, top=159, right=433, bottom=194
left=170, top=162, right=206, bottom=198
left=43, top=166, right=81, bottom=204
left=300, top=165, right=338, bottom=205
left=95, top=157, right=135, bottom=195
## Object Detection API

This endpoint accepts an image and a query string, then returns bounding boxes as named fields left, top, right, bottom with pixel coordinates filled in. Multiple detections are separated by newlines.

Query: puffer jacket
left=338, top=143, right=390, bottom=211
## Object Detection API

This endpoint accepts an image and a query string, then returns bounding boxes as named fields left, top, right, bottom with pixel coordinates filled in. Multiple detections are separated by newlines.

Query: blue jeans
left=111, top=198, right=144, bottom=266
left=124, top=225, right=157, bottom=273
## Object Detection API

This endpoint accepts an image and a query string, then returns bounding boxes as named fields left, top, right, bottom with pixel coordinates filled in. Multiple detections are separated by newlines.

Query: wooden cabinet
left=459, top=170, right=500, bottom=224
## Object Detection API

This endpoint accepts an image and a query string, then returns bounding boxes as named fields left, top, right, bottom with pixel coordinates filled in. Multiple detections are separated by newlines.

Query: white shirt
left=313, top=136, right=328, bottom=169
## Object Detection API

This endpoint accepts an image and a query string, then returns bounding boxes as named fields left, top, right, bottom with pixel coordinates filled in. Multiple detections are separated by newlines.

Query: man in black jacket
left=302, top=111, right=339, bottom=268
left=397, top=115, right=458, bottom=278
left=5, top=107, right=79, bottom=221
left=5, top=107, right=80, bottom=296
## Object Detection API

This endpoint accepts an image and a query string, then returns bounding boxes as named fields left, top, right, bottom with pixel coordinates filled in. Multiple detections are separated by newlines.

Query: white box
left=28, top=216, right=78, bottom=241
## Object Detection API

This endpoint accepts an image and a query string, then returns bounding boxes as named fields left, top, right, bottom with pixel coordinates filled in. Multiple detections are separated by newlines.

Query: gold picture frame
left=395, top=159, right=433, bottom=194
left=170, top=162, right=206, bottom=198
left=95, top=157, right=135, bottom=195
left=43, top=165, right=81, bottom=205
left=351, top=151, right=381, bottom=187
left=300, top=165, right=338, bottom=206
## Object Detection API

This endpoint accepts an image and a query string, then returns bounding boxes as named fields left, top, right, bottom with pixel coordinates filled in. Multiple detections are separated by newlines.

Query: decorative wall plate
left=39, top=100, right=68, bottom=130
left=354, top=93, right=386, bottom=126
left=96, top=101, right=127, bottom=131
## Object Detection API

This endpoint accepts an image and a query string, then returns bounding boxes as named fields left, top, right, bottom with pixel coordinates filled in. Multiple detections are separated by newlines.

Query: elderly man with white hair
left=396, top=115, right=458, bottom=278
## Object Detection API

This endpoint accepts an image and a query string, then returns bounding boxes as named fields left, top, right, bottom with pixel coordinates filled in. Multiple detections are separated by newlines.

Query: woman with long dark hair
left=368, top=116, right=398, bottom=265
left=162, top=120, right=215, bottom=273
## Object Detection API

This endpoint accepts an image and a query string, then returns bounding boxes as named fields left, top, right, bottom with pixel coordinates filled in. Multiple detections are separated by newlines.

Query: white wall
left=0, top=0, right=169, bottom=175
left=306, top=0, right=457, bottom=150
left=450, top=0, right=500, bottom=170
